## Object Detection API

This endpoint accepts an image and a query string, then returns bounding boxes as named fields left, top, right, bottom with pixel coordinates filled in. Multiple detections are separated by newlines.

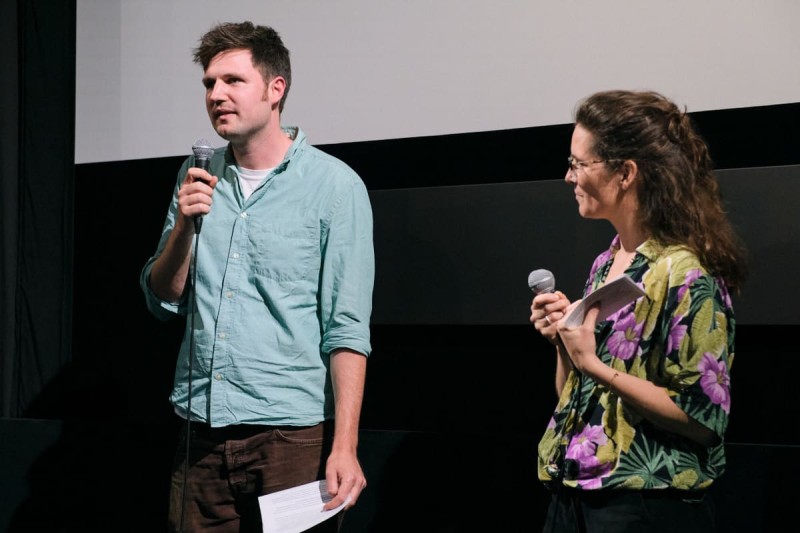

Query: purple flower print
left=718, top=279, right=733, bottom=308
left=575, top=455, right=606, bottom=489
left=565, top=424, right=613, bottom=488
left=698, top=352, right=731, bottom=413
left=566, top=423, right=607, bottom=460
left=676, top=268, right=703, bottom=303
left=666, top=314, right=688, bottom=355
left=607, top=312, right=642, bottom=361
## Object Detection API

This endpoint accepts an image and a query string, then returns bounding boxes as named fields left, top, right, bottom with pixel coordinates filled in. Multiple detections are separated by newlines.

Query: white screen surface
left=75, top=0, right=800, bottom=164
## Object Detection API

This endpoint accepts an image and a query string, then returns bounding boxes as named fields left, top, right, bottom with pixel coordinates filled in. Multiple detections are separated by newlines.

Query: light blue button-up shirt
left=140, top=127, right=374, bottom=427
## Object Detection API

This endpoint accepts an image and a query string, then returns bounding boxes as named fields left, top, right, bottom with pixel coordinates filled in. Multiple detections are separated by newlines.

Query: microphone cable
left=179, top=139, right=212, bottom=532
left=546, top=370, right=584, bottom=533
left=528, top=268, right=586, bottom=531
left=179, top=224, right=201, bottom=533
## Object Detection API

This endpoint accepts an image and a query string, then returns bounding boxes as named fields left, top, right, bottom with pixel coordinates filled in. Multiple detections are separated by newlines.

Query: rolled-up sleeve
left=319, top=178, right=374, bottom=357
left=139, top=164, right=189, bottom=322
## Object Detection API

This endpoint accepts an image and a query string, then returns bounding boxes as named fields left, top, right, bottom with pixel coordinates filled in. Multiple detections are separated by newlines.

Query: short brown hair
left=193, top=21, right=291, bottom=112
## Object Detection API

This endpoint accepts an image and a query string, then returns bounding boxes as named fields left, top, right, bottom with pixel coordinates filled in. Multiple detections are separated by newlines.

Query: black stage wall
left=3, top=104, right=796, bottom=532
left=2, top=0, right=800, bottom=531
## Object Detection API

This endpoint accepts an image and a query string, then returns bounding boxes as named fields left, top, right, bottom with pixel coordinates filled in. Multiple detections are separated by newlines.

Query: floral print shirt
left=537, top=235, right=735, bottom=492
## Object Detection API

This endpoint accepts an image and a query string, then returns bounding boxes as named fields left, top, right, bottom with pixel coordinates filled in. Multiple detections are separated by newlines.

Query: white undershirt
left=238, top=166, right=274, bottom=199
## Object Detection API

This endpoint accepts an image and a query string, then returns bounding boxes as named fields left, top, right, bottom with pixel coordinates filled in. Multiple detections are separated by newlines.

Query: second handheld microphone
left=528, top=268, right=556, bottom=295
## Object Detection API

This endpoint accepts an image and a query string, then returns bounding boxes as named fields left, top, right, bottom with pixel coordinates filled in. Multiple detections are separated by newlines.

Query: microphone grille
left=528, top=269, right=556, bottom=294
left=192, top=138, right=215, bottom=160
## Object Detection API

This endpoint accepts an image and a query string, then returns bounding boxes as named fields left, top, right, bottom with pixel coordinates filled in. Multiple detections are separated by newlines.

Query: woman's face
left=565, top=124, right=624, bottom=221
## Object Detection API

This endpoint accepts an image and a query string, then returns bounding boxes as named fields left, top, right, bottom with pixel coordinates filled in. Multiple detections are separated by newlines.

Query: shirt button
left=232, top=252, right=240, bottom=259
left=214, top=373, right=223, bottom=381
left=241, top=212, right=248, bottom=218
left=218, top=332, right=227, bottom=339
left=225, top=291, right=234, bottom=299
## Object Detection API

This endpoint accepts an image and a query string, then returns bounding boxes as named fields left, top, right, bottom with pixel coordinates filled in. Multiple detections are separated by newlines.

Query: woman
left=530, top=90, right=747, bottom=532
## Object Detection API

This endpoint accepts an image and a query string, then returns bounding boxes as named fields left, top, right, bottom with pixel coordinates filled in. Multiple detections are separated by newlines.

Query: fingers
left=532, top=293, right=563, bottom=321
left=322, top=475, right=366, bottom=511
left=531, top=310, right=564, bottom=338
left=581, top=303, right=601, bottom=328
left=185, top=166, right=219, bottom=187
left=322, top=453, right=367, bottom=511
left=530, top=303, right=566, bottom=325
left=179, top=189, right=213, bottom=219
left=179, top=169, right=219, bottom=220
left=544, top=309, right=567, bottom=326
left=562, top=299, right=582, bottom=317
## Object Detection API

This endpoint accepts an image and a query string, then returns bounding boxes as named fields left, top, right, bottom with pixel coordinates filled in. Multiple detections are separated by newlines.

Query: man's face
left=202, top=48, right=280, bottom=142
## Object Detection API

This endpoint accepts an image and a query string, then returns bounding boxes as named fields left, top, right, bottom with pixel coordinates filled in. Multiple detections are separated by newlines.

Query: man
left=139, top=21, right=374, bottom=532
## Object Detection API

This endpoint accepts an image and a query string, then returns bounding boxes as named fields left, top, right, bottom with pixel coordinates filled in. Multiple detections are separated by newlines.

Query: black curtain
left=0, top=0, right=20, bottom=417
left=0, top=0, right=75, bottom=417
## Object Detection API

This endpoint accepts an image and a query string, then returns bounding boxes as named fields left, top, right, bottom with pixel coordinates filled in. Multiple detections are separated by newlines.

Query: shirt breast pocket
left=249, top=221, right=320, bottom=282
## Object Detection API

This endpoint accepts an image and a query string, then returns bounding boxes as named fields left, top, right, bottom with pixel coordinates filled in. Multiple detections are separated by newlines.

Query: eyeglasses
left=567, top=156, right=610, bottom=177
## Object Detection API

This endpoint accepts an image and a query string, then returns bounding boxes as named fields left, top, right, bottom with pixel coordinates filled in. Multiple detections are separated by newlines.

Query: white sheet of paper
left=259, top=480, right=348, bottom=533
left=564, top=275, right=646, bottom=328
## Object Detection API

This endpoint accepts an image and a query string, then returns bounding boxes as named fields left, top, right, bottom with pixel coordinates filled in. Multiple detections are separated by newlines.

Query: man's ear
left=266, top=76, right=286, bottom=107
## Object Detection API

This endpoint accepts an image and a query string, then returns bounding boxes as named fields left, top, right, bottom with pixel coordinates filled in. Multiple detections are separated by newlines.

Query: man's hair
left=193, top=21, right=291, bottom=112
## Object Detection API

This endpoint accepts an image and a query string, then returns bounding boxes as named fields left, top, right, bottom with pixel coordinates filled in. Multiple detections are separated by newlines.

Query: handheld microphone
left=528, top=268, right=556, bottom=295
left=191, top=138, right=215, bottom=234
left=529, top=268, right=580, bottom=377
left=528, top=267, right=566, bottom=342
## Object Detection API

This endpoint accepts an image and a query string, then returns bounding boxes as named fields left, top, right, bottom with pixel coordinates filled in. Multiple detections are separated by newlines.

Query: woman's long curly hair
left=576, top=90, right=747, bottom=292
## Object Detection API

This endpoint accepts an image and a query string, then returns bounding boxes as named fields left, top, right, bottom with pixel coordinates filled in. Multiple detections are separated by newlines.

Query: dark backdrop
left=2, top=1, right=799, bottom=531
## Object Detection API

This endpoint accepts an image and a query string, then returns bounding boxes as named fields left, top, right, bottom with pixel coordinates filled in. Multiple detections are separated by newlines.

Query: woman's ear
left=619, top=160, right=638, bottom=190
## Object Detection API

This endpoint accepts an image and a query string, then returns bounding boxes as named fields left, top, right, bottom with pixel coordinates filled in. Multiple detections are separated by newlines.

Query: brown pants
left=168, top=420, right=340, bottom=533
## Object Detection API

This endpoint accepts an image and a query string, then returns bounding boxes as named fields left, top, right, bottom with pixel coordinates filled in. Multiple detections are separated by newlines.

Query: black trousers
left=542, top=487, right=716, bottom=533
